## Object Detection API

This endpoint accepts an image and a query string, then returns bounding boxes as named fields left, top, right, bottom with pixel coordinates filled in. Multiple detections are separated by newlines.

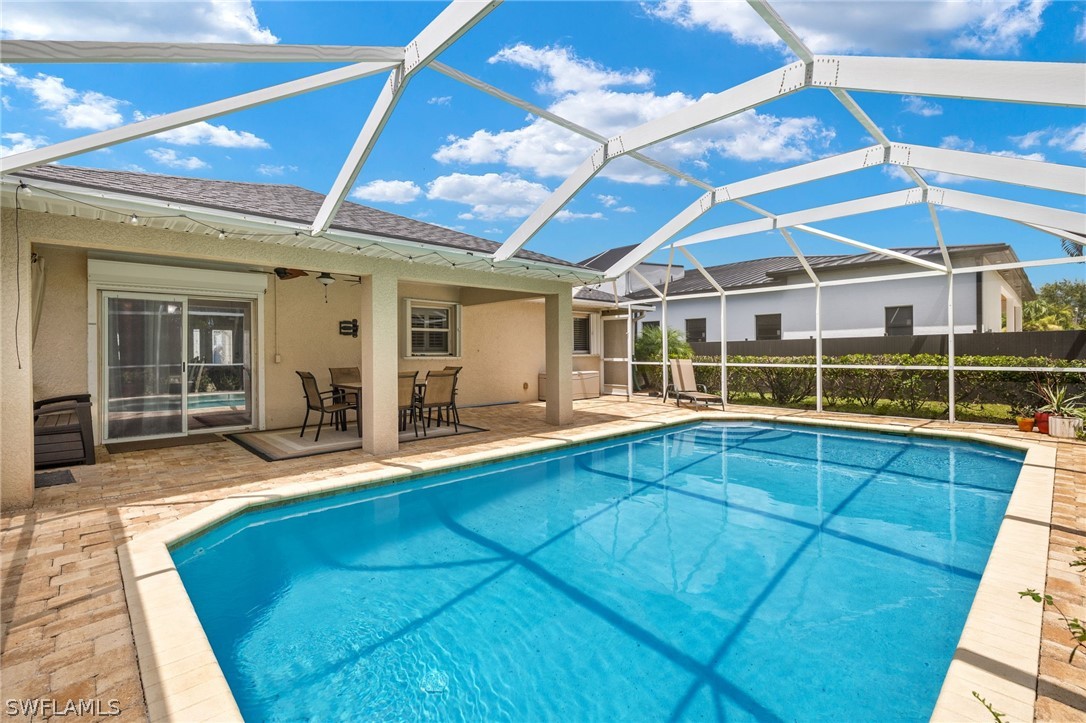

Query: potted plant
left=1036, top=384, right=1085, bottom=439
left=1009, top=404, right=1035, bottom=432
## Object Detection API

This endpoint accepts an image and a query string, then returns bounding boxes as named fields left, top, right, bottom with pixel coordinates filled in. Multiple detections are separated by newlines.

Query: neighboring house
left=2, top=164, right=607, bottom=505
left=614, top=244, right=1034, bottom=343
left=579, top=244, right=684, bottom=297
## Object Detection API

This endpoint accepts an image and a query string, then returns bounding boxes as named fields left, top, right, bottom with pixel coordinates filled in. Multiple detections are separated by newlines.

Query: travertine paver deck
left=1, top=398, right=1082, bottom=721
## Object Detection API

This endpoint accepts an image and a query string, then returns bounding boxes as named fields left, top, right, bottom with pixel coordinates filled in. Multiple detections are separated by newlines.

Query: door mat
left=227, top=423, right=487, bottom=462
left=35, top=469, right=77, bottom=488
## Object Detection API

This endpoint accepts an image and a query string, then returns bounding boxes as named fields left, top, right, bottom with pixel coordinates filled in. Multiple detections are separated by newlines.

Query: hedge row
left=667, top=354, right=1086, bottom=413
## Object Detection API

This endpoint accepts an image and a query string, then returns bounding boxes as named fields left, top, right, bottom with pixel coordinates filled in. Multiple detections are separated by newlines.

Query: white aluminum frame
left=2, top=0, right=1083, bottom=426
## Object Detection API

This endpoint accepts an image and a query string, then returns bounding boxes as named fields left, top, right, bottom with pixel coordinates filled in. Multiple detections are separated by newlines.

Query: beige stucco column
left=1, top=209, right=35, bottom=509
left=359, top=272, right=399, bottom=455
left=544, top=290, right=573, bottom=426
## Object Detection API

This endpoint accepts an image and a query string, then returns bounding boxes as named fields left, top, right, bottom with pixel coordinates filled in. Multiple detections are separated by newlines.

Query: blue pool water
left=173, top=422, right=1024, bottom=722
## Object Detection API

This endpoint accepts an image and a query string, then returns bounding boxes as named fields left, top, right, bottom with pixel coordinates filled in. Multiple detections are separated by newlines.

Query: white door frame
left=87, top=259, right=267, bottom=442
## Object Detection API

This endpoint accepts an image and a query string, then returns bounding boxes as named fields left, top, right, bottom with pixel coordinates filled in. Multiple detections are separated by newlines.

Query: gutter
left=0, top=176, right=604, bottom=284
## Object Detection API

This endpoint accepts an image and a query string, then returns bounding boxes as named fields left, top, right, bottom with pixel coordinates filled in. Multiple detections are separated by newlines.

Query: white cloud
left=596, top=194, right=620, bottom=207
left=350, top=179, right=422, bottom=205
left=1011, top=124, right=1086, bottom=155
left=644, top=0, right=1049, bottom=56
left=153, top=121, right=269, bottom=149
left=2, top=66, right=124, bottom=130
left=1, top=1, right=277, bottom=43
left=427, top=96, right=452, bottom=106
left=435, top=44, right=833, bottom=185
left=990, top=149, right=1045, bottom=161
left=57, top=90, right=125, bottom=130
left=901, top=96, right=943, bottom=117
left=426, top=173, right=551, bottom=220
left=554, top=210, right=605, bottom=222
left=146, top=147, right=209, bottom=170
left=1049, top=125, right=1086, bottom=154
left=0, top=131, right=48, bottom=156
left=1078, top=17, right=1086, bottom=42
left=881, top=165, right=913, bottom=184
left=489, top=43, right=652, bottom=95
left=953, top=0, right=1049, bottom=55
left=615, top=205, right=636, bottom=213
left=1011, top=129, right=1046, bottom=149
left=256, top=163, right=297, bottom=176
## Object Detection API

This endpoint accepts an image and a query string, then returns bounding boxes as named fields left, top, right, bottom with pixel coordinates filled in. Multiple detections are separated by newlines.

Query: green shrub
left=678, top=352, right=1086, bottom=420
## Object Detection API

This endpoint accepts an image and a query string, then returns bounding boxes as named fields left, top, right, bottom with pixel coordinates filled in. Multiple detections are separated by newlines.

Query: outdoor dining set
left=295, top=367, right=461, bottom=442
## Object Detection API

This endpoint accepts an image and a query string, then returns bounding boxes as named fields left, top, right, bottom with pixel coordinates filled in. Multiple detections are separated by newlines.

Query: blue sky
left=1, top=0, right=1083, bottom=288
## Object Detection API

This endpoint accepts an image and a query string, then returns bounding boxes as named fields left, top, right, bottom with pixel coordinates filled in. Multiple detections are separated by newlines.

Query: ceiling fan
left=273, top=267, right=308, bottom=280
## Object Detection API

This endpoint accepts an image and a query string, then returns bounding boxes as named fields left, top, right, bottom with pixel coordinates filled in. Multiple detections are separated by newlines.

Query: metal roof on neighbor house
left=14, top=165, right=584, bottom=269
left=625, top=244, right=1035, bottom=300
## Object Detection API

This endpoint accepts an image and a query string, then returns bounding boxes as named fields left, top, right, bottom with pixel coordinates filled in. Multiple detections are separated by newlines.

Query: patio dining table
left=330, top=381, right=363, bottom=437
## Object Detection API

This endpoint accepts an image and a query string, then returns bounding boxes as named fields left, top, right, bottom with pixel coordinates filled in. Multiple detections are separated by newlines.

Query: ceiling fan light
left=317, top=272, right=335, bottom=286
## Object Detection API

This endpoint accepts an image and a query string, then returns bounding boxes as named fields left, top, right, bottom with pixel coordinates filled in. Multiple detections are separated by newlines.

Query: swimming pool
left=173, top=421, right=1024, bottom=721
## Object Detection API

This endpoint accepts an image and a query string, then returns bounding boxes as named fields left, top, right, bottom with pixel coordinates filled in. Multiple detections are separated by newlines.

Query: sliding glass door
left=101, top=293, right=255, bottom=441
left=186, top=298, right=253, bottom=432
left=103, top=294, right=186, bottom=440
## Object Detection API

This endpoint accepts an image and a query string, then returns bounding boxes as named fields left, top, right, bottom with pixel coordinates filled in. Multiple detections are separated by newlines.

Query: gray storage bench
left=34, top=394, right=96, bottom=469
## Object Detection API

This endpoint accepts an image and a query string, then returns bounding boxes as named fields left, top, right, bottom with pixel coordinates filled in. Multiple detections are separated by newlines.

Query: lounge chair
left=296, top=371, right=354, bottom=442
left=34, top=394, right=96, bottom=468
left=416, top=370, right=458, bottom=435
left=668, top=358, right=724, bottom=410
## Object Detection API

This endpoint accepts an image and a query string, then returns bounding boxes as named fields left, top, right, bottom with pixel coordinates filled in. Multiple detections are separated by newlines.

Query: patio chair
left=329, top=367, right=361, bottom=431
left=34, top=394, right=95, bottom=469
left=416, top=369, right=458, bottom=436
left=398, top=371, right=420, bottom=437
left=296, top=371, right=353, bottom=442
left=443, top=366, right=463, bottom=425
left=668, top=358, right=724, bottom=411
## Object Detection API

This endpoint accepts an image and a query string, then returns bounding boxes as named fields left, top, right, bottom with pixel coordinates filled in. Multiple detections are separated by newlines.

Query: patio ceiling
left=0, top=0, right=1083, bottom=286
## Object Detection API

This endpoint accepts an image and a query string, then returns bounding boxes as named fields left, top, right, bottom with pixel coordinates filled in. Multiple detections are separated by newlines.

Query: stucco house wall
left=13, top=210, right=577, bottom=444
left=638, top=268, right=1003, bottom=341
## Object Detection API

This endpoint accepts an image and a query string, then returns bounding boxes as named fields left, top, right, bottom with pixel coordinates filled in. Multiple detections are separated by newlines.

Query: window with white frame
left=573, top=315, right=591, bottom=354
left=407, top=300, right=460, bottom=357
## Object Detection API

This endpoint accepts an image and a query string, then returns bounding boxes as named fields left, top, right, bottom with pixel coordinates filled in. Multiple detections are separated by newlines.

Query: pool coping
left=117, top=411, right=1053, bottom=722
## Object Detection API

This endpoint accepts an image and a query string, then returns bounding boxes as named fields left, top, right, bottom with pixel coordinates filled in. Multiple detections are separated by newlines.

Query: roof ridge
left=40, top=163, right=314, bottom=194
left=16, top=164, right=584, bottom=269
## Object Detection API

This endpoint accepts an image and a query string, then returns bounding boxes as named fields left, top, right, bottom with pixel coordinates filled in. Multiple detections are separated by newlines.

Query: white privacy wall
left=639, top=272, right=986, bottom=341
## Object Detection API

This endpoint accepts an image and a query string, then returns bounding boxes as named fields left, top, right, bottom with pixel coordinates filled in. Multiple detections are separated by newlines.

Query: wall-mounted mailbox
left=339, top=319, right=359, bottom=338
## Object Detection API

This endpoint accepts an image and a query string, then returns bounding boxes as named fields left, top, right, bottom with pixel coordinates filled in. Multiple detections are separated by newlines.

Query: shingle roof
left=574, top=286, right=628, bottom=303
left=625, top=244, right=1017, bottom=299
left=578, top=244, right=638, bottom=271
left=15, top=164, right=583, bottom=268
